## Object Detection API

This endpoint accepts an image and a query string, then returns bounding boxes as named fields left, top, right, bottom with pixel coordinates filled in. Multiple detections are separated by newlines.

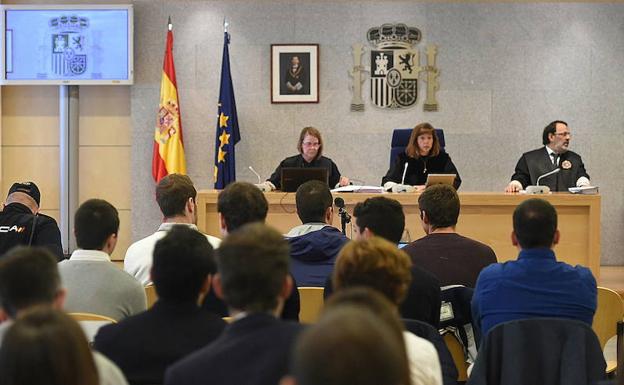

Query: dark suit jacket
left=164, top=313, right=304, bottom=385
left=467, top=318, right=606, bottom=385
left=511, top=147, right=589, bottom=191
left=94, top=300, right=226, bottom=385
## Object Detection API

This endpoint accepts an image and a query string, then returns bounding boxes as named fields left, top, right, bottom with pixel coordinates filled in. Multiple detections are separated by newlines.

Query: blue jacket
left=472, top=248, right=597, bottom=337
left=286, top=224, right=349, bottom=287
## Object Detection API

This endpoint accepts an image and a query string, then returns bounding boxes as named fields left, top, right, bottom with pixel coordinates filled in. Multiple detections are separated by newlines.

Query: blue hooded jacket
left=286, top=224, right=349, bottom=287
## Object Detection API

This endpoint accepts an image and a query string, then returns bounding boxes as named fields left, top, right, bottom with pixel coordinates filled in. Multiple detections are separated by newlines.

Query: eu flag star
left=219, top=131, right=231, bottom=146
left=219, top=112, right=229, bottom=128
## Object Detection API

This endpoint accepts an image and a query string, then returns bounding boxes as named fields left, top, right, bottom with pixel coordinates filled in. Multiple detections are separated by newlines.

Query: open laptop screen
left=280, top=167, right=328, bottom=192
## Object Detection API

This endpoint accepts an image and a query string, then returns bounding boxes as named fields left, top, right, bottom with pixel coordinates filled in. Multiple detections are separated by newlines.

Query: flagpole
left=168, top=16, right=172, bottom=31
left=223, top=17, right=228, bottom=33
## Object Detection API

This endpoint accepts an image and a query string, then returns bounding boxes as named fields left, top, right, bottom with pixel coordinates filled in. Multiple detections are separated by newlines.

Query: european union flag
left=214, top=32, right=240, bottom=189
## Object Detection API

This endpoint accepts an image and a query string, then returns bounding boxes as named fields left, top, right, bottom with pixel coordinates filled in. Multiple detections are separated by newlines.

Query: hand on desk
left=339, top=176, right=350, bottom=187
left=505, top=181, right=523, bottom=193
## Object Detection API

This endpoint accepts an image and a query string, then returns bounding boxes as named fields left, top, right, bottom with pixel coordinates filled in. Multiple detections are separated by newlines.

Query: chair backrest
left=298, top=287, right=324, bottom=324
left=443, top=332, right=469, bottom=382
left=593, top=287, right=624, bottom=349
left=468, top=318, right=606, bottom=385
left=389, top=128, right=445, bottom=166
left=145, top=284, right=158, bottom=308
left=69, top=312, right=117, bottom=323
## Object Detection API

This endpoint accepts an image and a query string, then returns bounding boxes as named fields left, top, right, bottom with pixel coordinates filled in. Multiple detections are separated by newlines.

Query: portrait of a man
left=280, top=53, right=310, bottom=95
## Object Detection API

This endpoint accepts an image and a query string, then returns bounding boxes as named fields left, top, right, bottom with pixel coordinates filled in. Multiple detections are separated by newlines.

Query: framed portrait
left=271, top=44, right=319, bottom=103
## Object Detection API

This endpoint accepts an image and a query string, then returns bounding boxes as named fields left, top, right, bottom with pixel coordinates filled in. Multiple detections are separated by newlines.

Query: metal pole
left=59, top=85, right=79, bottom=255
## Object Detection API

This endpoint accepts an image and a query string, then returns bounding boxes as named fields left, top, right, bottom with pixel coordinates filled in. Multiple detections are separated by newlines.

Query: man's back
left=286, top=224, right=349, bottom=287
left=164, top=313, right=304, bottom=385
left=404, top=233, right=497, bottom=287
left=472, top=248, right=597, bottom=336
left=94, top=300, right=226, bottom=385
left=59, top=250, right=146, bottom=321
left=124, top=223, right=221, bottom=286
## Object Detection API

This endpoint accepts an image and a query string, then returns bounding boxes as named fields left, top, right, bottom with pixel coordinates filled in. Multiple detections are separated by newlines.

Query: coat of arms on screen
left=349, top=23, right=439, bottom=111
left=49, top=16, right=89, bottom=76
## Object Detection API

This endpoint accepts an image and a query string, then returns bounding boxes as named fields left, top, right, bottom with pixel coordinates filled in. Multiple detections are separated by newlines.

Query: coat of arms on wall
left=49, top=15, right=90, bottom=76
left=349, top=23, right=439, bottom=112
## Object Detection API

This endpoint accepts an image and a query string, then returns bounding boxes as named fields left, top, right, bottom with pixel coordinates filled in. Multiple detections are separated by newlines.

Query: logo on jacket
left=349, top=23, right=439, bottom=112
left=0, top=225, right=26, bottom=233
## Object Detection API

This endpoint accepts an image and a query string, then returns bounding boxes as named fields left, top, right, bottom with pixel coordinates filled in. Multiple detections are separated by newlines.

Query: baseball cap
left=8, top=181, right=41, bottom=206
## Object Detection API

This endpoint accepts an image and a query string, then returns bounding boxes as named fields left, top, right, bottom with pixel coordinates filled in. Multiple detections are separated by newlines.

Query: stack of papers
left=331, top=185, right=385, bottom=193
left=568, top=186, right=599, bottom=194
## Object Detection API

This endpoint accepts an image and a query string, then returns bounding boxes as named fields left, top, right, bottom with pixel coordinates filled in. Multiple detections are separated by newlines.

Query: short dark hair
left=513, top=198, right=558, bottom=249
left=156, top=174, right=197, bottom=218
left=354, top=197, right=405, bottom=243
left=152, top=225, right=216, bottom=302
left=216, top=223, right=290, bottom=313
left=296, top=180, right=332, bottom=224
left=0, top=247, right=61, bottom=318
left=217, top=182, right=268, bottom=232
left=0, top=308, right=98, bottom=385
left=292, top=306, right=407, bottom=385
left=542, top=120, right=568, bottom=145
left=418, top=184, right=460, bottom=229
left=74, top=199, right=119, bottom=250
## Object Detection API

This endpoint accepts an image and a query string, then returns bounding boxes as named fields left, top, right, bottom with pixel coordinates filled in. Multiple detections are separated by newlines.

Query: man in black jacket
left=0, top=181, right=63, bottom=260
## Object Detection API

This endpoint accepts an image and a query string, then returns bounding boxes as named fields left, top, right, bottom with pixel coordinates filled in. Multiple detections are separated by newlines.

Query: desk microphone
left=401, top=162, right=409, bottom=185
left=334, top=197, right=351, bottom=235
left=248, top=166, right=262, bottom=184
left=526, top=168, right=560, bottom=194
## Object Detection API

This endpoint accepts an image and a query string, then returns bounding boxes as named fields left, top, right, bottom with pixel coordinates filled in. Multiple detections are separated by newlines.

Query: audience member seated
left=403, top=185, right=497, bottom=287
left=0, top=181, right=63, bottom=260
left=283, top=303, right=409, bottom=385
left=165, top=223, right=305, bottom=385
left=472, top=198, right=597, bottom=336
left=202, top=181, right=300, bottom=320
left=0, top=308, right=101, bottom=385
left=332, top=237, right=442, bottom=385
left=323, top=287, right=457, bottom=385
left=95, top=225, right=226, bottom=385
left=124, top=174, right=220, bottom=285
left=0, top=246, right=128, bottom=385
left=324, top=196, right=441, bottom=327
left=59, top=199, right=146, bottom=321
left=286, top=180, right=348, bottom=287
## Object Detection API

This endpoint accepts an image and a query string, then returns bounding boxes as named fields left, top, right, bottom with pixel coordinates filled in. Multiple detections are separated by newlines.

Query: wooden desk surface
left=197, top=191, right=601, bottom=278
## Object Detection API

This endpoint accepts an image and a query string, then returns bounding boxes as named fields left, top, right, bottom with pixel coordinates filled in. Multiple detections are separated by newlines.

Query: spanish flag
left=152, top=22, right=186, bottom=182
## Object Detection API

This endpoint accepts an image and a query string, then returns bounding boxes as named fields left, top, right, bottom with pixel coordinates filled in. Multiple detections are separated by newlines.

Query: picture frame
left=271, top=44, right=319, bottom=103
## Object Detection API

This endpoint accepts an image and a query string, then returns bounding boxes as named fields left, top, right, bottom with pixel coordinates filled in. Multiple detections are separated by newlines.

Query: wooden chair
left=145, top=284, right=158, bottom=308
left=443, top=332, right=469, bottom=382
left=592, top=286, right=624, bottom=375
left=69, top=312, right=117, bottom=323
left=298, top=287, right=324, bottom=324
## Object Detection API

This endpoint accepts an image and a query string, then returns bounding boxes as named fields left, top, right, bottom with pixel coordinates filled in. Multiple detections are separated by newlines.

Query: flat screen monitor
left=1, top=4, right=133, bottom=85
left=280, top=167, right=328, bottom=192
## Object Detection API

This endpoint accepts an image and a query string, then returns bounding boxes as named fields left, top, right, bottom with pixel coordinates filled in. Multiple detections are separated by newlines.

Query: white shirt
left=403, top=331, right=443, bottom=385
left=124, top=223, right=221, bottom=286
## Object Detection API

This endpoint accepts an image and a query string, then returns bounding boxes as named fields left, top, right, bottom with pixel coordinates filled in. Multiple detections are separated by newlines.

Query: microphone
left=334, top=197, right=351, bottom=235
left=248, top=166, right=262, bottom=184
left=526, top=168, right=560, bottom=194
left=401, top=162, right=409, bottom=185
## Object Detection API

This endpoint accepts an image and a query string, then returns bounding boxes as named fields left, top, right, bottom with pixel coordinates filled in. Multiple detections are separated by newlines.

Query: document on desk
left=568, top=186, right=599, bottom=194
left=331, top=185, right=384, bottom=193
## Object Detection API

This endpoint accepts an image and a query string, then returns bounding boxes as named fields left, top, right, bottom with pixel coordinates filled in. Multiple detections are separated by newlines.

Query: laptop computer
left=280, top=167, right=328, bottom=192
left=425, top=174, right=456, bottom=188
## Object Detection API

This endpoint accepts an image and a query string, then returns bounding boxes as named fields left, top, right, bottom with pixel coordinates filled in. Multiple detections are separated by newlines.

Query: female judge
left=263, top=126, right=349, bottom=191
left=382, top=122, right=461, bottom=191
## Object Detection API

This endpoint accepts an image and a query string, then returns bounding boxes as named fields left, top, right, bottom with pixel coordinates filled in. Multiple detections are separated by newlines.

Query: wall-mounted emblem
left=350, top=23, right=439, bottom=111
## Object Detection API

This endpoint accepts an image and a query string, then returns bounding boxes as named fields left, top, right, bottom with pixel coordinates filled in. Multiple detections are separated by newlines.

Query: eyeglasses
left=302, top=141, right=320, bottom=147
left=554, top=132, right=571, bottom=138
